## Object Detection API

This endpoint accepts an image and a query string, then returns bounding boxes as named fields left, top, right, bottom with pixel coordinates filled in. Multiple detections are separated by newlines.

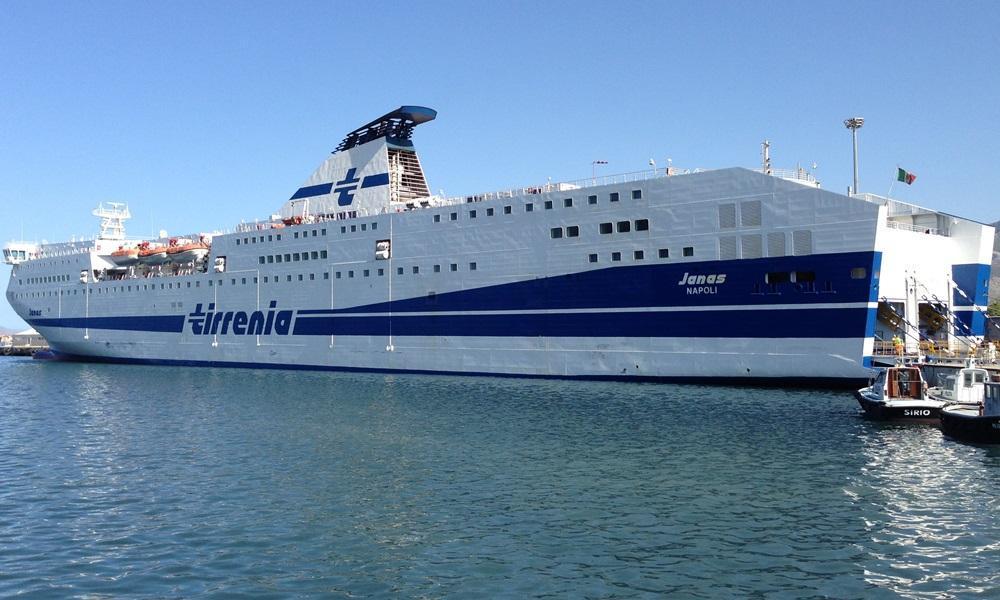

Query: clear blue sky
left=2, top=1, right=998, bottom=328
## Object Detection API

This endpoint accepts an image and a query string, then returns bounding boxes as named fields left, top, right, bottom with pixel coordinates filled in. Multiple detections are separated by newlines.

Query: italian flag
left=897, top=167, right=917, bottom=185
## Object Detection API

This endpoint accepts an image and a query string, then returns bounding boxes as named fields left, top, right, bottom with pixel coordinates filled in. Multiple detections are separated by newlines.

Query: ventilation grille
left=740, top=200, right=762, bottom=227
left=767, top=232, right=786, bottom=257
left=793, top=230, right=813, bottom=255
left=719, top=236, right=738, bottom=260
left=719, top=204, right=736, bottom=229
left=741, top=234, right=762, bottom=259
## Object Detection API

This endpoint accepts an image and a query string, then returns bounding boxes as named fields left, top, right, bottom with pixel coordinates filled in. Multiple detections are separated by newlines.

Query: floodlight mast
left=844, top=117, right=864, bottom=195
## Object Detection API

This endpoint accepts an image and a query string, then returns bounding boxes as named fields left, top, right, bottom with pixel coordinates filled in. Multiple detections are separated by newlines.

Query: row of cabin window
left=258, top=250, right=329, bottom=265
left=599, top=219, right=649, bottom=235
left=587, top=246, right=694, bottom=264
left=21, top=274, right=72, bottom=285
left=434, top=189, right=644, bottom=223
left=234, top=221, right=379, bottom=247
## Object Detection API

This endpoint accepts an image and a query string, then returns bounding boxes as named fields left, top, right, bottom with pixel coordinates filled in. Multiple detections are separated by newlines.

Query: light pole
left=591, top=160, right=607, bottom=185
left=844, top=117, right=864, bottom=195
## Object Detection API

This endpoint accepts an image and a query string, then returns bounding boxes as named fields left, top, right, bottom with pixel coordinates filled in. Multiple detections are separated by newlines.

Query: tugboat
left=940, top=381, right=1000, bottom=444
left=855, top=364, right=941, bottom=421
left=926, top=359, right=990, bottom=406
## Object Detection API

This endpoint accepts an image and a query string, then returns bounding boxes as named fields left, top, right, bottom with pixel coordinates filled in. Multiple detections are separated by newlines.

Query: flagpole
left=887, top=165, right=897, bottom=199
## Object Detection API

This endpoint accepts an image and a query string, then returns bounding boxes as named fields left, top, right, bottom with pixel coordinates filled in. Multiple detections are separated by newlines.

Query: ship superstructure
left=4, top=106, right=994, bottom=384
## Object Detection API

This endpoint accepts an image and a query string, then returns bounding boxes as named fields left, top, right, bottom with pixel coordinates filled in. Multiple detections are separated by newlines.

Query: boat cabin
left=932, top=364, right=991, bottom=404
left=870, top=366, right=926, bottom=401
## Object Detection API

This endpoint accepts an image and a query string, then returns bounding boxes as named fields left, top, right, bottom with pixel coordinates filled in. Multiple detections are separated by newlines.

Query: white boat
left=855, top=365, right=942, bottom=420
left=927, top=360, right=991, bottom=405
left=940, top=381, right=1000, bottom=443
left=3, top=106, right=995, bottom=384
left=166, top=239, right=211, bottom=264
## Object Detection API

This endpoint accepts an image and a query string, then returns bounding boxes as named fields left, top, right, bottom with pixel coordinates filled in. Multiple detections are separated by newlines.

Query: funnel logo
left=335, top=168, right=361, bottom=206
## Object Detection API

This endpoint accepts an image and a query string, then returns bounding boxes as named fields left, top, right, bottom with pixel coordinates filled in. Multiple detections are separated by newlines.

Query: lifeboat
left=137, top=241, right=170, bottom=265
left=166, top=238, right=210, bottom=263
left=109, top=246, right=139, bottom=266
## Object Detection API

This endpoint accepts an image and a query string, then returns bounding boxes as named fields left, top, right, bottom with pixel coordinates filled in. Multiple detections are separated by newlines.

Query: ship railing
left=885, top=220, right=940, bottom=235
left=430, top=167, right=703, bottom=207
left=753, top=167, right=817, bottom=183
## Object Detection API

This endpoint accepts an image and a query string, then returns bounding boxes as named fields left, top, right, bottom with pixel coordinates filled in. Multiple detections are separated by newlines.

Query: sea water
left=0, top=358, right=997, bottom=598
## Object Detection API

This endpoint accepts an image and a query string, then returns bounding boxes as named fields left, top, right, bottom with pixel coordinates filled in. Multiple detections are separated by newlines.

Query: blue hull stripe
left=29, top=315, right=184, bottom=332
left=292, top=307, right=873, bottom=338
left=305, top=251, right=880, bottom=315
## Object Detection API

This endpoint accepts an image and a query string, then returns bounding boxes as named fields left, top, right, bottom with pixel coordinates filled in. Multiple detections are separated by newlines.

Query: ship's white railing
left=753, top=167, right=818, bottom=184
left=885, top=220, right=940, bottom=235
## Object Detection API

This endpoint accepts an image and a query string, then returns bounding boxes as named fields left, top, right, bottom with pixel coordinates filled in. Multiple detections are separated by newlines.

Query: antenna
left=761, top=140, right=772, bottom=175
left=844, top=117, right=864, bottom=194
left=91, top=202, right=131, bottom=240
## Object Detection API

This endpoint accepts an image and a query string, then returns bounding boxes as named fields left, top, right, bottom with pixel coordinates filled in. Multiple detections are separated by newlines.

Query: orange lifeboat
left=109, top=246, right=139, bottom=266
left=137, top=241, right=170, bottom=265
left=166, top=239, right=210, bottom=263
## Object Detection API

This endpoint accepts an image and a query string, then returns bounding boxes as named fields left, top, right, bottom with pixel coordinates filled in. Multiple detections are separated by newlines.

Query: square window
left=276, top=255, right=283, bottom=263
left=293, top=253, right=300, bottom=261
left=567, top=225, right=579, bottom=237
left=469, top=262, right=477, bottom=271
left=550, top=227, right=563, bottom=239
left=351, top=225, right=357, bottom=232
left=320, top=250, right=327, bottom=259
left=658, top=248, right=670, bottom=258
left=397, top=267, right=404, bottom=275
left=311, top=251, right=318, bottom=259
left=564, top=198, right=573, bottom=207
left=470, top=210, right=477, bottom=218
left=302, top=253, right=309, bottom=261
left=683, top=246, right=694, bottom=257
left=284, top=254, right=291, bottom=262
left=487, top=207, right=495, bottom=216
left=236, top=239, right=241, bottom=245
left=610, top=192, right=620, bottom=202
left=450, top=212, right=457, bottom=221
left=588, top=253, right=598, bottom=263
left=600, top=222, right=613, bottom=234
left=617, top=221, right=631, bottom=233
left=348, top=271, right=354, bottom=278
left=526, top=203, right=534, bottom=212
left=634, top=250, right=644, bottom=260
left=612, top=252, right=622, bottom=262
left=378, top=268, right=384, bottom=276
left=264, top=276, right=269, bottom=283
left=336, top=272, right=342, bottom=279
left=434, top=264, right=441, bottom=273
left=360, top=224, right=366, bottom=231
left=241, top=277, right=246, bottom=284
left=434, top=214, right=441, bottom=223
left=268, top=235, right=273, bottom=242
left=323, top=272, right=329, bottom=280
left=372, top=223, right=377, bottom=230
left=503, top=205, right=512, bottom=214
left=635, top=219, right=649, bottom=231
left=309, top=273, right=315, bottom=280
left=588, top=194, right=597, bottom=205
left=450, top=263, right=458, bottom=272
left=631, top=189, right=642, bottom=200
left=286, top=275, right=292, bottom=282
left=412, top=266, right=419, bottom=274
left=544, top=200, right=553, bottom=210
left=259, top=256, right=265, bottom=264
left=341, top=226, right=347, bottom=233
left=298, top=274, right=303, bottom=281
left=252, top=277, right=257, bottom=284
left=322, top=228, right=327, bottom=235
left=276, top=234, right=281, bottom=240
left=267, top=255, right=274, bottom=263
left=294, top=232, right=299, bottom=239
left=364, top=269, right=370, bottom=277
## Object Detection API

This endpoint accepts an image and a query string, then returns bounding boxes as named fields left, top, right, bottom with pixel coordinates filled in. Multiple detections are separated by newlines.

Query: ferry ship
left=3, top=106, right=994, bottom=385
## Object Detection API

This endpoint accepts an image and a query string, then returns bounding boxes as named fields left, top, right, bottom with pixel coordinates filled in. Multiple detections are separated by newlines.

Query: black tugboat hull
left=854, top=391, right=941, bottom=421
left=940, top=410, right=1000, bottom=444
